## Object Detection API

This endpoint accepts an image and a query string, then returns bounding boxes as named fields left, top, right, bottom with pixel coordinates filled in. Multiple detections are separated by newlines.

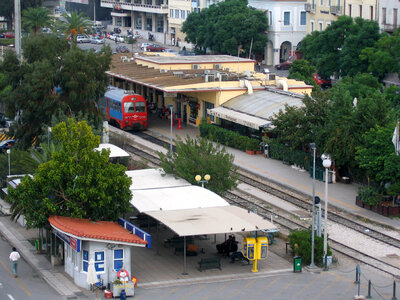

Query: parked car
left=76, top=35, right=90, bottom=43
left=163, top=49, right=178, bottom=54
left=115, top=35, right=125, bottom=43
left=146, top=44, right=166, bottom=52
left=0, top=33, right=4, bottom=39
left=116, top=45, right=129, bottom=53
left=90, top=36, right=104, bottom=44
left=3, top=32, right=15, bottom=38
left=274, top=56, right=297, bottom=70
left=0, top=139, right=15, bottom=152
left=313, top=73, right=332, bottom=88
left=140, top=42, right=153, bottom=50
left=178, top=50, right=196, bottom=56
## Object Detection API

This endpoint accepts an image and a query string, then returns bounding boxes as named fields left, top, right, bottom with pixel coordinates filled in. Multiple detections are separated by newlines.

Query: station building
left=107, top=53, right=312, bottom=136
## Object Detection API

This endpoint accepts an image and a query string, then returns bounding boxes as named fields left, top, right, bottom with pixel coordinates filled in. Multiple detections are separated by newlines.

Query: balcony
left=304, top=3, right=316, bottom=13
left=101, top=0, right=169, bottom=14
left=330, top=6, right=342, bottom=15
left=383, top=24, right=400, bottom=33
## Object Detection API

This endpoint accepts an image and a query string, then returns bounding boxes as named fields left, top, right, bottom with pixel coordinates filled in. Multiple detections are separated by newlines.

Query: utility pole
left=14, top=0, right=22, bottom=60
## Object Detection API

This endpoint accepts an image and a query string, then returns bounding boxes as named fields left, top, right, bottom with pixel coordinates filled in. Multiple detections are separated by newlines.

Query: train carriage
left=103, top=87, right=147, bottom=130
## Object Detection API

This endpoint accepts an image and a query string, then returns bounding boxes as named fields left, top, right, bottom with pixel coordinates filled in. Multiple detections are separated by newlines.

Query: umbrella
left=87, top=259, right=99, bottom=299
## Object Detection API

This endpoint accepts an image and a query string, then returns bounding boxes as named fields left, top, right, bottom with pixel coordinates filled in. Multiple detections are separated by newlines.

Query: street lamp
left=7, top=149, right=10, bottom=176
left=195, top=174, right=211, bottom=188
left=309, top=142, right=316, bottom=268
left=322, top=154, right=332, bottom=271
left=47, top=127, right=52, bottom=148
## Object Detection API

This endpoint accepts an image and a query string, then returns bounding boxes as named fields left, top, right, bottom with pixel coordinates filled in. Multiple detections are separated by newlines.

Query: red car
left=3, top=32, right=15, bottom=38
left=275, top=55, right=296, bottom=70
left=146, top=44, right=166, bottom=52
left=313, top=73, right=332, bottom=88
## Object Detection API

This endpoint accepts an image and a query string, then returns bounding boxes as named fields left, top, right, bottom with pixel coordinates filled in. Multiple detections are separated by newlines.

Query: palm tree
left=22, top=7, right=52, bottom=36
left=59, top=11, right=92, bottom=44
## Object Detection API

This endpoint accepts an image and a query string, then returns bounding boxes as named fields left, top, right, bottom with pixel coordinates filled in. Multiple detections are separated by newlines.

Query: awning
left=207, top=107, right=269, bottom=130
left=131, top=185, right=229, bottom=213
left=95, top=143, right=130, bottom=158
left=145, top=205, right=278, bottom=236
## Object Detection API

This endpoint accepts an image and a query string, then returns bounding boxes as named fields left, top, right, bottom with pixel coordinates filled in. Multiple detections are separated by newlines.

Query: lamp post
left=322, top=154, right=332, bottom=271
left=309, top=142, right=316, bottom=268
left=7, top=149, right=10, bottom=176
left=168, top=104, right=173, bottom=156
left=48, top=127, right=52, bottom=148
left=195, top=174, right=211, bottom=188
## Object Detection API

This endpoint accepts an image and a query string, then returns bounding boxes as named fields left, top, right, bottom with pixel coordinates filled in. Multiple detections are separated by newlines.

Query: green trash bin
left=293, top=256, right=302, bottom=272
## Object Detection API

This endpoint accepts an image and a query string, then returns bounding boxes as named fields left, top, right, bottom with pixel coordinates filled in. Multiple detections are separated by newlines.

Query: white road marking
left=7, top=294, right=15, bottom=300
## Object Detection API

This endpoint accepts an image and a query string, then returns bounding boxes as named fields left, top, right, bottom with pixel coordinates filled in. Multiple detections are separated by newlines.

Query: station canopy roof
left=145, top=206, right=277, bottom=236
left=127, top=169, right=278, bottom=236
left=208, top=88, right=304, bottom=129
left=95, top=143, right=130, bottom=158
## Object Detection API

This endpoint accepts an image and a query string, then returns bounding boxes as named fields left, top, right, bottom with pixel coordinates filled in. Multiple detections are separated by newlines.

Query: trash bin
left=293, top=256, right=302, bottom=272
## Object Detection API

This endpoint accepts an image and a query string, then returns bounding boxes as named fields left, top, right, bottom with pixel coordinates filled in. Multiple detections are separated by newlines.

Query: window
left=359, top=5, right=362, bottom=18
left=124, top=102, right=135, bottom=113
left=94, top=251, right=105, bottom=272
left=349, top=4, right=352, bottom=17
left=394, top=9, right=398, bottom=26
left=268, top=11, right=272, bottom=25
left=319, top=22, right=323, bottom=31
left=82, top=250, right=89, bottom=272
left=135, top=101, right=146, bottom=113
left=283, top=11, right=290, bottom=25
left=370, top=6, right=373, bottom=20
left=311, top=20, right=314, bottom=32
left=300, top=11, right=306, bottom=25
left=320, top=0, right=323, bottom=6
left=382, top=8, right=386, bottom=25
left=114, top=249, right=124, bottom=270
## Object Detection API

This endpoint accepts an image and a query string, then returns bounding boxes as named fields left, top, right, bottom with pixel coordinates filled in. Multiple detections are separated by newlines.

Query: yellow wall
left=136, top=59, right=255, bottom=73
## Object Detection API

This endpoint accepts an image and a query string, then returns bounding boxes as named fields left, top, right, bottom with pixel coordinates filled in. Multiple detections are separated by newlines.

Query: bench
left=198, top=257, right=221, bottom=272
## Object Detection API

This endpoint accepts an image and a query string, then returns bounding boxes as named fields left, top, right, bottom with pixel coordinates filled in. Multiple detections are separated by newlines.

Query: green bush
left=289, top=229, right=331, bottom=265
left=246, top=138, right=259, bottom=151
left=0, top=39, right=14, bottom=46
left=358, top=186, right=382, bottom=206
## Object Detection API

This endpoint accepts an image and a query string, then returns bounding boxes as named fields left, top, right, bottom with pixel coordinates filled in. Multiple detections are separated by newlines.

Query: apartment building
left=305, top=0, right=377, bottom=34
left=249, top=0, right=307, bottom=66
left=378, top=0, right=400, bottom=34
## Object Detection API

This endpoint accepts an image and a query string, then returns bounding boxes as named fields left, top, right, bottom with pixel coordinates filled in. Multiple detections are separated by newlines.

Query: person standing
left=9, top=247, right=21, bottom=278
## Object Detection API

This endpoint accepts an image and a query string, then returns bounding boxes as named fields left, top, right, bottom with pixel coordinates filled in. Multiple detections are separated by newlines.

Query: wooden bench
left=198, top=257, right=221, bottom=272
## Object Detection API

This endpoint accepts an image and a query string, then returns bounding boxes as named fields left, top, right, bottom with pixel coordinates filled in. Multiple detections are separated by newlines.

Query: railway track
left=121, top=129, right=400, bottom=277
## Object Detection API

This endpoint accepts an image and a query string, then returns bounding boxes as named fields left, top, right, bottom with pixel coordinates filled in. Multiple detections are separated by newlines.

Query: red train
left=103, top=87, right=147, bottom=130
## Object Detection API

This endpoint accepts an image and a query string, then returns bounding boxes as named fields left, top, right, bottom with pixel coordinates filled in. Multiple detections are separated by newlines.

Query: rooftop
left=135, top=55, right=255, bottom=65
left=49, top=215, right=148, bottom=246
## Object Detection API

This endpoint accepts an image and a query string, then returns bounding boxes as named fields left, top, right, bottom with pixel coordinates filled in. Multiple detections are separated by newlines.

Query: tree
left=0, top=35, right=111, bottom=148
left=58, top=11, right=92, bottom=44
left=300, top=16, right=381, bottom=78
left=158, top=136, right=238, bottom=195
left=182, top=0, right=268, bottom=56
left=288, top=59, right=318, bottom=88
left=360, top=30, right=400, bottom=79
left=22, top=6, right=52, bottom=35
left=8, top=119, right=132, bottom=229
left=0, top=0, right=43, bottom=30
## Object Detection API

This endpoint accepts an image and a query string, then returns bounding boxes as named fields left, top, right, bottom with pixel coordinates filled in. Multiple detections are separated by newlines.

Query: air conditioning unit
left=219, top=73, right=229, bottom=81
left=192, top=64, right=201, bottom=69
left=160, top=69, right=168, bottom=73
left=266, top=73, right=276, bottom=80
left=213, top=64, right=222, bottom=69
left=205, top=74, right=215, bottom=82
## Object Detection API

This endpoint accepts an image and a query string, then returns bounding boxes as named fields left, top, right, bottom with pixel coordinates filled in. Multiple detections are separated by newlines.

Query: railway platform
left=143, top=113, right=400, bottom=229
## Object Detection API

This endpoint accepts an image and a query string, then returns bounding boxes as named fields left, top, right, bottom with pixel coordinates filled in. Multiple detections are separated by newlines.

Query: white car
left=115, top=35, right=125, bottom=43
left=76, top=35, right=90, bottom=43
left=90, top=37, right=104, bottom=44
left=140, top=42, right=153, bottom=50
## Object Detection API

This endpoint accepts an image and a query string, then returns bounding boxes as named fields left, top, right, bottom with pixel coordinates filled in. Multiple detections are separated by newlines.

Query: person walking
left=9, top=247, right=20, bottom=278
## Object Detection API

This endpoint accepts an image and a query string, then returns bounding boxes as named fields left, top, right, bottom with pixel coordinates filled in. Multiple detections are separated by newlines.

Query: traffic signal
left=314, top=196, right=320, bottom=204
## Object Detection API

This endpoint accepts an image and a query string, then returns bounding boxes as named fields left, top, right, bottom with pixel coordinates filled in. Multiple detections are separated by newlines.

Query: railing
left=304, top=3, right=316, bottom=13
left=383, top=24, right=400, bottom=33
left=330, top=5, right=342, bottom=15
left=101, top=0, right=168, bottom=12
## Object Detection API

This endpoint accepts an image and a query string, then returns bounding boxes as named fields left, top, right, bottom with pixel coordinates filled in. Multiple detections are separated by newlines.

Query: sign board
left=52, top=228, right=81, bottom=252
left=164, top=92, right=177, bottom=98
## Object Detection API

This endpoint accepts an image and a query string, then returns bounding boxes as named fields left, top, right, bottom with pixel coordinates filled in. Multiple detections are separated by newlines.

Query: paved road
left=0, top=228, right=59, bottom=300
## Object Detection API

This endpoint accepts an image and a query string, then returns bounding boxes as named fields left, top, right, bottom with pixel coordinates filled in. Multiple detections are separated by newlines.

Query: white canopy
left=131, top=185, right=229, bottom=213
left=207, top=106, right=269, bottom=130
left=95, top=143, right=130, bottom=158
left=127, top=169, right=190, bottom=190
left=145, top=206, right=278, bottom=236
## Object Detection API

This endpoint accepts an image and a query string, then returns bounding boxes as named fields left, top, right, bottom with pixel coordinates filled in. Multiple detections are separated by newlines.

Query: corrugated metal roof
left=222, top=88, right=304, bottom=121
left=136, top=55, right=254, bottom=64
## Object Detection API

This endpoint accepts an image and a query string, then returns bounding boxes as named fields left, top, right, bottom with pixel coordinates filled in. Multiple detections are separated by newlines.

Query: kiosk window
left=95, top=251, right=105, bottom=272
left=114, top=249, right=124, bottom=270
left=82, top=250, right=88, bottom=272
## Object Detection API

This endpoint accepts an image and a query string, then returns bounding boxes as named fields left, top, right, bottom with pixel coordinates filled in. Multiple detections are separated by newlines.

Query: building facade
left=249, top=0, right=307, bottom=66
left=305, top=0, right=377, bottom=34
left=378, top=0, right=400, bottom=34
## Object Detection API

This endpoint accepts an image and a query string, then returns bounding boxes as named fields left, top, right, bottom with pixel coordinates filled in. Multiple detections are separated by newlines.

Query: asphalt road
left=0, top=226, right=59, bottom=300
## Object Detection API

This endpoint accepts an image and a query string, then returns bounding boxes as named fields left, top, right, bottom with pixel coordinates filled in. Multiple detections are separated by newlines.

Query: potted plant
left=245, top=139, right=258, bottom=155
